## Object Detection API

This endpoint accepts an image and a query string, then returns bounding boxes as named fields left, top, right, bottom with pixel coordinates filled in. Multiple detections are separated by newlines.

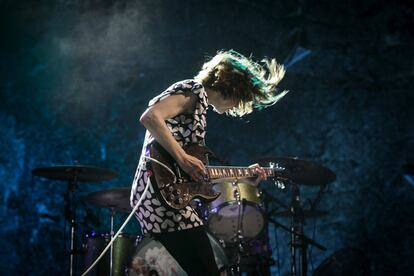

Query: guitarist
left=130, top=50, right=287, bottom=275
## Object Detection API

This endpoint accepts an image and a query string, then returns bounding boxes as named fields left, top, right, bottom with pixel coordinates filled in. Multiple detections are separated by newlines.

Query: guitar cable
left=81, top=155, right=175, bottom=276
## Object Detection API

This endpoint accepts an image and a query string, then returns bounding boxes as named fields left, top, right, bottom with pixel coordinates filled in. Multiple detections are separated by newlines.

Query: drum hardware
left=32, top=164, right=118, bottom=182
left=224, top=229, right=275, bottom=276
left=109, top=208, right=115, bottom=276
left=83, top=187, right=133, bottom=214
left=80, top=200, right=101, bottom=227
left=84, top=187, right=135, bottom=276
left=82, top=231, right=137, bottom=276
left=233, top=193, right=247, bottom=275
left=273, top=209, right=328, bottom=218
left=261, top=187, right=289, bottom=210
left=194, top=178, right=268, bottom=275
left=253, top=158, right=335, bottom=276
left=202, top=179, right=277, bottom=276
left=82, top=231, right=109, bottom=276
left=291, top=181, right=309, bottom=276
left=32, top=164, right=118, bottom=276
left=267, top=202, right=327, bottom=276
left=265, top=180, right=328, bottom=276
left=207, top=181, right=266, bottom=243
left=266, top=217, right=326, bottom=252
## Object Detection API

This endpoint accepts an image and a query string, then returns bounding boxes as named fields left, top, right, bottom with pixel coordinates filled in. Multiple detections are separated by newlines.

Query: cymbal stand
left=267, top=216, right=326, bottom=276
left=290, top=182, right=307, bottom=276
left=109, top=208, right=116, bottom=276
left=265, top=182, right=326, bottom=276
left=309, top=184, right=327, bottom=211
left=231, top=181, right=246, bottom=276
left=263, top=178, right=326, bottom=276
left=65, top=176, right=79, bottom=276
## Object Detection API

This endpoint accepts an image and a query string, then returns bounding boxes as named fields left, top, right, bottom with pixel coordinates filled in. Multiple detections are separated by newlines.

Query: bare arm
left=140, top=93, right=206, bottom=181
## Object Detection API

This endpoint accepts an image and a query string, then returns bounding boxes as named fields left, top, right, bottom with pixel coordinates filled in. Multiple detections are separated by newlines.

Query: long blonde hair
left=195, top=50, right=288, bottom=117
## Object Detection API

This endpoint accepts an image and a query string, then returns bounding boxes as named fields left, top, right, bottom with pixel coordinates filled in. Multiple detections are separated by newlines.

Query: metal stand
left=290, top=182, right=311, bottom=276
left=288, top=182, right=303, bottom=276
left=265, top=182, right=326, bottom=276
left=65, top=178, right=79, bottom=276
left=268, top=216, right=326, bottom=276
left=109, top=208, right=115, bottom=276
left=231, top=181, right=247, bottom=276
left=31, top=164, right=118, bottom=276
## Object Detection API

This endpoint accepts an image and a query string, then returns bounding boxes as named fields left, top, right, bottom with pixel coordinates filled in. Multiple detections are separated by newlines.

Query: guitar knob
left=168, top=186, right=174, bottom=192
left=177, top=197, right=183, bottom=204
left=168, top=195, right=175, bottom=201
left=176, top=189, right=181, bottom=195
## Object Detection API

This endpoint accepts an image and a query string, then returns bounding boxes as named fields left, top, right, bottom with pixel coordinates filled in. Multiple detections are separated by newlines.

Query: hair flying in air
left=195, top=49, right=288, bottom=117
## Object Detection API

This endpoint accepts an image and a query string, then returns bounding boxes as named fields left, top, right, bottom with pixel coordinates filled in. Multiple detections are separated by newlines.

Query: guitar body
left=149, top=141, right=220, bottom=210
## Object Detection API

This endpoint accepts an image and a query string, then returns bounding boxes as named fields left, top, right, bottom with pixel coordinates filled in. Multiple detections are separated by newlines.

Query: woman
left=130, top=50, right=287, bottom=275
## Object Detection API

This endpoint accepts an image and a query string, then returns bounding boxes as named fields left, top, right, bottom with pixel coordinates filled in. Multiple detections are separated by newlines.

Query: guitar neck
left=206, top=166, right=274, bottom=180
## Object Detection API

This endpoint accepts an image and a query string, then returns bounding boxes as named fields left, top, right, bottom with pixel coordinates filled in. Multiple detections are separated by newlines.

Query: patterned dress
left=130, top=79, right=208, bottom=234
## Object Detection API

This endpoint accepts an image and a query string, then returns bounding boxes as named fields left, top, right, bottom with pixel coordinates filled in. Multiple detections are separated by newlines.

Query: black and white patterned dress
left=130, top=79, right=208, bottom=234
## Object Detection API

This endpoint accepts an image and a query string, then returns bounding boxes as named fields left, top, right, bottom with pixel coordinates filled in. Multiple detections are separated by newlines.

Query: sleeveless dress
left=130, top=79, right=208, bottom=234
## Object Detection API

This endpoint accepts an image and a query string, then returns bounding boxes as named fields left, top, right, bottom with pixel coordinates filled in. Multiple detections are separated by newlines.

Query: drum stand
left=290, top=182, right=305, bottom=276
left=231, top=181, right=247, bottom=276
left=265, top=181, right=326, bottom=276
left=64, top=177, right=79, bottom=276
left=288, top=182, right=326, bottom=276
left=31, top=164, right=118, bottom=276
left=109, top=208, right=116, bottom=276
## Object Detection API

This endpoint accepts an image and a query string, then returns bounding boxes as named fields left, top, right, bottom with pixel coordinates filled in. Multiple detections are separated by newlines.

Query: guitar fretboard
left=207, top=166, right=274, bottom=180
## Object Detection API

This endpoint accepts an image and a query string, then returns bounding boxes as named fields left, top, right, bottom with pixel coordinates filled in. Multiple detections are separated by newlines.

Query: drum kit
left=32, top=156, right=336, bottom=276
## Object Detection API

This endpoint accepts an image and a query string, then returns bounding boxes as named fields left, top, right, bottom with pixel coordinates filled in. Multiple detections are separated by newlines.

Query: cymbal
left=253, top=156, right=336, bottom=185
left=32, top=165, right=118, bottom=182
left=84, top=187, right=132, bottom=213
left=273, top=209, right=328, bottom=218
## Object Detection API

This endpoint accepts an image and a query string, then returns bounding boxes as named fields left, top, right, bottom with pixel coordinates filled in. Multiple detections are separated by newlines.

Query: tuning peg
left=269, top=162, right=285, bottom=172
left=273, top=179, right=286, bottom=189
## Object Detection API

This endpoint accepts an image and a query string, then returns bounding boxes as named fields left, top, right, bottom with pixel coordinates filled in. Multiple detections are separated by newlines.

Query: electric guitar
left=148, top=141, right=278, bottom=210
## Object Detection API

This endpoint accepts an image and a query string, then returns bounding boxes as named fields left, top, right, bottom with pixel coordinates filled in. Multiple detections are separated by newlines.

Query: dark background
left=1, top=0, right=413, bottom=275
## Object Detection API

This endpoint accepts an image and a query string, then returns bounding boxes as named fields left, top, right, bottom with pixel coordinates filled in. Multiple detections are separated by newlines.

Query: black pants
left=152, top=226, right=220, bottom=276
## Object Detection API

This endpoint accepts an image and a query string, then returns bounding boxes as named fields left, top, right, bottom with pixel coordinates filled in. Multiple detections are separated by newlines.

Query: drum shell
left=208, top=182, right=262, bottom=210
left=82, top=233, right=109, bottom=276
left=111, top=233, right=137, bottom=276
left=206, top=182, right=265, bottom=243
left=82, top=232, right=136, bottom=276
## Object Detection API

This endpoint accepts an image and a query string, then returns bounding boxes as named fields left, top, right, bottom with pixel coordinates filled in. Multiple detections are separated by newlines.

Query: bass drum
left=207, top=182, right=265, bottom=243
left=127, top=232, right=228, bottom=276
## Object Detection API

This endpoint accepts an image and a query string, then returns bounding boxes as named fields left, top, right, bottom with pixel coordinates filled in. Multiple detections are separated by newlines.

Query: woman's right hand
left=177, top=153, right=207, bottom=182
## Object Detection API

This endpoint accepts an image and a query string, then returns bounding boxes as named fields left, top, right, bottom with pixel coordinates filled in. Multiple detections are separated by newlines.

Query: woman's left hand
left=246, top=163, right=267, bottom=186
